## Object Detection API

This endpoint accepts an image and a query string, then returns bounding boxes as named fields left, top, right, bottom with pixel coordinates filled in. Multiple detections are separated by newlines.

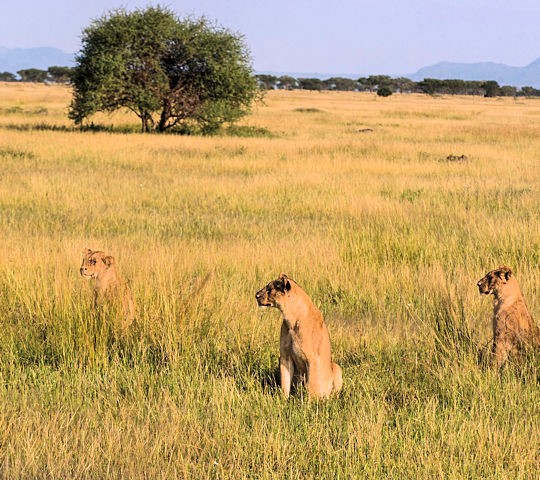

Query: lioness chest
left=285, top=323, right=315, bottom=373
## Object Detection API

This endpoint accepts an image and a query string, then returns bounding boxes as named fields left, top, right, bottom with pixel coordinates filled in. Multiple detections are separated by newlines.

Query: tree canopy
left=0, top=72, right=17, bottom=82
left=47, top=66, right=73, bottom=84
left=69, top=6, right=261, bottom=133
left=17, top=68, right=48, bottom=83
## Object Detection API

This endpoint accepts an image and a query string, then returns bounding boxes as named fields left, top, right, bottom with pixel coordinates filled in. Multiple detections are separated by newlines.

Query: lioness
left=80, top=248, right=135, bottom=327
left=255, top=273, right=343, bottom=399
left=477, top=265, right=538, bottom=368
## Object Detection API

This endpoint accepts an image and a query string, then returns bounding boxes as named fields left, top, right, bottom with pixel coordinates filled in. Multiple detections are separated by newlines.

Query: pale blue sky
left=2, top=0, right=539, bottom=75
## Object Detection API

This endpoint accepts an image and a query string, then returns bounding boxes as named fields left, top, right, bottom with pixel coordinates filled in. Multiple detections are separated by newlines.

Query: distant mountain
left=257, top=59, right=540, bottom=88
left=1, top=46, right=538, bottom=88
left=408, top=58, right=540, bottom=87
left=0, top=46, right=75, bottom=73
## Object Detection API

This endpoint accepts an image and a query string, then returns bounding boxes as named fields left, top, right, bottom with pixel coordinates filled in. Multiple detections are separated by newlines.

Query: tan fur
left=477, top=265, right=538, bottom=369
left=255, top=273, right=342, bottom=399
left=80, top=248, right=135, bottom=328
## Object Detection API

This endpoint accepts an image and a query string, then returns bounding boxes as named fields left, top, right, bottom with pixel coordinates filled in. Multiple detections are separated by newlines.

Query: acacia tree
left=69, top=7, right=260, bottom=133
left=47, top=66, right=73, bottom=84
left=482, top=80, right=500, bottom=98
left=17, top=68, right=48, bottom=82
left=0, top=72, right=17, bottom=82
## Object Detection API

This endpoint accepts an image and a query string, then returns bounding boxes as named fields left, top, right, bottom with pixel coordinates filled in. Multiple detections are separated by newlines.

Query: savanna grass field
left=0, top=82, right=539, bottom=478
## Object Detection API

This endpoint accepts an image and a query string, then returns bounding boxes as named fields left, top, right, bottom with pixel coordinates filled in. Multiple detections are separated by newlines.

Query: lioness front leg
left=279, top=321, right=295, bottom=397
left=279, top=356, right=294, bottom=398
left=492, top=340, right=510, bottom=370
left=332, top=362, right=343, bottom=393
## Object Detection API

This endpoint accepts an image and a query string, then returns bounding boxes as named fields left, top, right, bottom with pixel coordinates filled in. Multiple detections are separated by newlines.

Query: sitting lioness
left=477, top=265, right=538, bottom=368
left=80, top=248, right=135, bottom=327
left=256, top=273, right=342, bottom=399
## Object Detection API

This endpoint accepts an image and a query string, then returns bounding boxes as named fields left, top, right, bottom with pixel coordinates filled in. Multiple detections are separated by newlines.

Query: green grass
left=0, top=84, right=539, bottom=478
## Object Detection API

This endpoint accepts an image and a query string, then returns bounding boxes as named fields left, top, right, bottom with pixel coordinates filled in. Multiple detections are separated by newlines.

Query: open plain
left=0, top=83, right=539, bottom=478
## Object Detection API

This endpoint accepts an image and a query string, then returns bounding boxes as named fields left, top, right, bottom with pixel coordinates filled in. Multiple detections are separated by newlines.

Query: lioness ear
left=283, top=278, right=291, bottom=291
left=82, top=248, right=92, bottom=256
left=278, top=273, right=291, bottom=291
left=496, top=266, right=512, bottom=281
left=502, top=266, right=513, bottom=281
left=102, top=255, right=115, bottom=267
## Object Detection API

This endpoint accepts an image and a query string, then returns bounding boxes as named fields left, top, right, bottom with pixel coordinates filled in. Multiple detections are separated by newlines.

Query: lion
left=477, top=265, right=538, bottom=368
left=80, top=248, right=135, bottom=327
left=255, top=273, right=342, bottom=399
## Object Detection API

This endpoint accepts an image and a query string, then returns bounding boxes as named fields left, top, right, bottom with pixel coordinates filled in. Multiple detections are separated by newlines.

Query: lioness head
left=80, top=248, right=115, bottom=279
left=255, top=273, right=292, bottom=308
left=477, top=265, right=513, bottom=295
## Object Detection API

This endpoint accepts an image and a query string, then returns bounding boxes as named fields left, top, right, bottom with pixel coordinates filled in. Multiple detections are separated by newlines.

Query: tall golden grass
left=0, top=83, right=539, bottom=478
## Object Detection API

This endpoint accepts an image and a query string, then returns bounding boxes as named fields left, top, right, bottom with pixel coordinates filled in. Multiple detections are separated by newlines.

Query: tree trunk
left=140, top=111, right=154, bottom=133
left=157, top=100, right=171, bottom=132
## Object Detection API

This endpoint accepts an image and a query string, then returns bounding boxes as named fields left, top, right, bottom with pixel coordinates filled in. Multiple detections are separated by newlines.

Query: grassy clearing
left=0, top=83, right=539, bottom=478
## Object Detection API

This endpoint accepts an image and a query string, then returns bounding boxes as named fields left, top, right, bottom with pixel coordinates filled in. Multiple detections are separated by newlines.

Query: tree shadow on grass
left=1, top=122, right=279, bottom=137
left=0, top=122, right=139, bottom=134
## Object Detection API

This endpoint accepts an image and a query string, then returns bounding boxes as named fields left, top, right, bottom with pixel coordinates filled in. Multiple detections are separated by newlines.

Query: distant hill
left=408, top=58, right=540, bottom=88
left=1, top=46, right=538, bottom=88
left=256, top=58, right=540, bottom=88
left=0, top=46, right=75, bottom=73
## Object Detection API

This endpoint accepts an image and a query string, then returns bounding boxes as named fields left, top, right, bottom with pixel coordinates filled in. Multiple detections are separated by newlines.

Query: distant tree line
left=255, top=74, right=540, bottom=97
left=0, top=66, right=73, bottom=84
left=1, top=66, right=539, bottom=97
